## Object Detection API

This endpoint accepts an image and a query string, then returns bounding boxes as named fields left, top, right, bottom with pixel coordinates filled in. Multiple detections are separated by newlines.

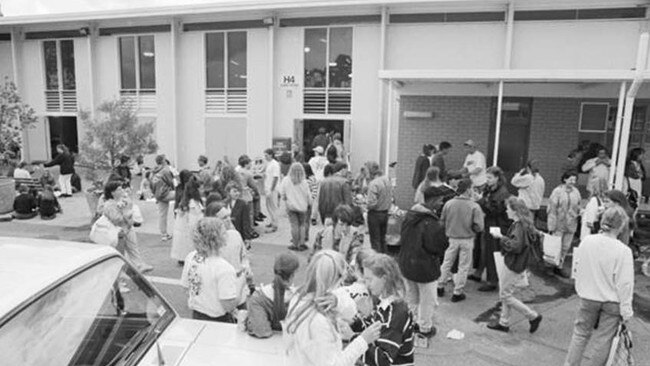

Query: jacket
left=547, top=184, right=582, bottom=233
left=151, top=165, right=175, bottom=202
left=227, top=199, right=252, bottom=240
left=500, top=221, right=536, bottom=274
left=44, top=152, right=75, bottom=175
left=246, top=284, right=286, bottom=338
left=411, top=155, right=430, bottom=189
left=478, top=183, right=511, bottom=232
left=317, top=176, right=352, bottom=221
left=397, top=204, right=449, bottom=283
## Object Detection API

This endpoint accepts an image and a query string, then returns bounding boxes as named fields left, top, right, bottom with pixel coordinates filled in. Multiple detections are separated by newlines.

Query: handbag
left=606, top=323, right=634, bottom=366
left=542, top=233, right=562, bottom=267
left=89, top=215, right=120, bottom=247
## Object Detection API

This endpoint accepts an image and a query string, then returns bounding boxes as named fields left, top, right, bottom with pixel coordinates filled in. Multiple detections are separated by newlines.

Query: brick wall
left=528, top=98, right=581, bottom=194
left=394, top=96, right=584, bottom=208
left=395, top=96, right=492, bottom=208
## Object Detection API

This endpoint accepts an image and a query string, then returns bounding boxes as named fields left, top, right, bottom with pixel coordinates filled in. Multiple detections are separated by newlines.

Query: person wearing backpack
left=151, top=154, right=176, bottom=241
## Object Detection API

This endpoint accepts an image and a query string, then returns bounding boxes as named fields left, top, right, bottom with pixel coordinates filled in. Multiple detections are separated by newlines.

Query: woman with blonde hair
left=284, top=250, right=382, bottom=366
left=181, top=217, right=245, bottom=323
left=580, top=177, right=607, bottom=240
left=488, top=197, right=543, bottom=334
left=280, top=162, right=312, bottom=251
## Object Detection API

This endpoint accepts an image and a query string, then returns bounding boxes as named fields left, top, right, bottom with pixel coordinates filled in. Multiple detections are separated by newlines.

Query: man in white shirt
left=461, top=139, right=487, bottom=188
left=263, top=148, right=281, bottom=231
left=308, top=146, right=328, bottom=181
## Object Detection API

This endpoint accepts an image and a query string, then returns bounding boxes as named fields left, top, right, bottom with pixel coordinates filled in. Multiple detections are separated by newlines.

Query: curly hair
left=192, top=217, right=227, bottom=257
left=363, top=253, right=406, bottom=299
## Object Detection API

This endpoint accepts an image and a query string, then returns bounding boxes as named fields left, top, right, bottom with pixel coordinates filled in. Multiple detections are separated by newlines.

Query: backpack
left=151, top=170, right=172, bottom=202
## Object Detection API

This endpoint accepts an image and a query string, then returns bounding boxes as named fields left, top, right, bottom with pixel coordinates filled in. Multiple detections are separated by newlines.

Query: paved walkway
left=2, top=192, right=650, bottom=365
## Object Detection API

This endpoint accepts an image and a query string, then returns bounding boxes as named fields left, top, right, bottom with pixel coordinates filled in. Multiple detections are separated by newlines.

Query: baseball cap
left=464, top=139, right=476, bottom=147
left=313, top=146, right=324, bottom=154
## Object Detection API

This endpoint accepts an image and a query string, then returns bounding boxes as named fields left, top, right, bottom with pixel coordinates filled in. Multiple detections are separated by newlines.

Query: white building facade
left=1, top=0, right=650, bottom=206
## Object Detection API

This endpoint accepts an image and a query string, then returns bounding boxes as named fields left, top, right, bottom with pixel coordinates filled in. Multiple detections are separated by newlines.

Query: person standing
left=625, top=147, right=645, bottom=201
left=171, top=176, right=204, bottom=264
left=547, top=171, right=582, bottom=278
left=582, top=147, right=611, bottom=195
left=564, top=207, right=634, bottom=366
left=431, top=141, right=452, bottom=181
left=308, top=146, right=328, bottom=181
left=280, top=163, right=312, bottom=251
left=412, top=144, right=433, bottom=190
left=43, top=144, right=75, bottom=197
left=438, top=179, right=484, bottom=302
left=311, top=127, right=329, bottom=152
left=317, top=163, right=353, bottom=224
left=236, top=154, right=260, bottom=238
left=151, top=154, right=176, bottom=241
left=510, top=160, right=545, bottom=217
left=397, top=186, right=449, bottom=338
left=580, top=178, right=607, bottom=240
left=461, top=140, right=487, bottom=188
left=366, top=161, right=393, bottom=254
left=487, top=197, right=543, bottom=333
left=471, top=166, right=511, bottom=292
left=263, top=148, right=281, bottom=232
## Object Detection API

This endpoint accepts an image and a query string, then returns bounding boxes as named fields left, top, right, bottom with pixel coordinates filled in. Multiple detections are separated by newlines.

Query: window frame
left=118, top=34, right=157, bottom=92
left=579, top=102, right=610, bottom=133
left=42, top=38, right=76, bottom=93
left=203, top=29, right=248, bottom=116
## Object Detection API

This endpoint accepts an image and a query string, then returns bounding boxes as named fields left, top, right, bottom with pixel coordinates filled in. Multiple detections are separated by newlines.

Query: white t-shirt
left=308, top=156, right=328, bottom=181
left=463, top=150, right=487, bottom=187
left=13, top=168, right=31, bottom=179
left=264, top=159, right=281, bottom=194
left=181, top=251, right=238, bottom=318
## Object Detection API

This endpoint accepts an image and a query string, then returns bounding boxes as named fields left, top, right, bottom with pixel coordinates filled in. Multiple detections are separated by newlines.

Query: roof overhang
left=378, top=69, right=650, bottom=83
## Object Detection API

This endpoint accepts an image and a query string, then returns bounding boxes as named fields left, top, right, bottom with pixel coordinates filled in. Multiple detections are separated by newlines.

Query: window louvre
left=205, top=89, right=248, bottom=114
left=120, top=89, right=156, bottom=113
left=303, top=88, right=351, bottom=114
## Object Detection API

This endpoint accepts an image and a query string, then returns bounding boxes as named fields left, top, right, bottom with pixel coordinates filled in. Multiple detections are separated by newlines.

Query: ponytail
left=272, top=274, right=289, bottom=323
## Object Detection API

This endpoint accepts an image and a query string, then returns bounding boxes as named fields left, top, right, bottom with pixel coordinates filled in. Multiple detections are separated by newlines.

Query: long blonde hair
left=289, top=162, right=306, bottom=185
left=285, top=250, right=347, bottom=334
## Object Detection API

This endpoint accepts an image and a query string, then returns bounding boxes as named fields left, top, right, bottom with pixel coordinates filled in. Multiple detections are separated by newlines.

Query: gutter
left=614, top=32, right=649, bottom=190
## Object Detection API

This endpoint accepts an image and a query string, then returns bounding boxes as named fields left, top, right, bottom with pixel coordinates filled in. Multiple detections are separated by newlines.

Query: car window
left=0, top=257, right=175, bottom=366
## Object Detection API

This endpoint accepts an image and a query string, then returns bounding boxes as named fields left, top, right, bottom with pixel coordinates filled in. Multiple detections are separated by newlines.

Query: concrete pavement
left=1, top=192, right=649, bottom=365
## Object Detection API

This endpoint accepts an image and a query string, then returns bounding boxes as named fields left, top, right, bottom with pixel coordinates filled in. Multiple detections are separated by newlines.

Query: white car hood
left=139, top=318, right=285, bottom=366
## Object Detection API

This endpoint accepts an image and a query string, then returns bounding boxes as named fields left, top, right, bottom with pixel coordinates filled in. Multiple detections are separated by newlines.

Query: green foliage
left=0, top=76, right=38, bottom=159
left=77, top=99, right=158, bottom=183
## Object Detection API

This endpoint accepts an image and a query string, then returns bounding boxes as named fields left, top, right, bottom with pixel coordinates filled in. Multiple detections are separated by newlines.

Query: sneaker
left=468, top=274, right=482, bottom=282
left=250, top=232, right=260, bottom=239
left=161, top=234, right=172, bottom=241
left=553, top=268, right=570, bottom=279
left=529, top=315, right=543, bottom=334
left=417, top=326, right=437, bottom=338
left=437, top=287, right=445, bottom=297
left=311, top=218, right=318, bottom=226
left=451, top=293, right=466, bottom=303
left=487, top=322, right=510, bottom=333
left=259, top=213, right=267, bottom=219
left=478, top=284, right=498, bottom=292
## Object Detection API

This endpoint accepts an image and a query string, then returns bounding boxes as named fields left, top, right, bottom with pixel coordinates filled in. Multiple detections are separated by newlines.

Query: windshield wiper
left=106, top=324, right=156, bottom=366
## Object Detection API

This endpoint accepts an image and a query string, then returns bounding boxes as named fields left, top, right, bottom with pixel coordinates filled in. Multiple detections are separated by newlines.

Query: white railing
left=304, top=87, right=351, bottom=115
left=205, top=88, right=248, bottom=114
left=45, top=90, right=77, bottom=113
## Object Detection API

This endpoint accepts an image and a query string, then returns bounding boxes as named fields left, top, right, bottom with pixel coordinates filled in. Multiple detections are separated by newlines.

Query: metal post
left=493, top=81, right=504, bottom=166
left=385, top=80, right=394, bottom=174
left=609, top=82, right=626, bottom=187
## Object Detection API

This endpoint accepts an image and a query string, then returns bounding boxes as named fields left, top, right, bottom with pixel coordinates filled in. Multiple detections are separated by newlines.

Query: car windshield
left=0, top=256, right=175, bottom=366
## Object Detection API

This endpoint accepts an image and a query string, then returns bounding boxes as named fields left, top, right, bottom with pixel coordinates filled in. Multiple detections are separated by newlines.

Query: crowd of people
left=5, top=134, right=644, bottom=365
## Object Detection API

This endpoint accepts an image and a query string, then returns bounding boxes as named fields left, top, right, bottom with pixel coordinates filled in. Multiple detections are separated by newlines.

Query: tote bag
left=542, top=234, right=562, bottom=267
left=606, top=323, right=634, bottom=366
left=89, top=215, right=120, bottom=247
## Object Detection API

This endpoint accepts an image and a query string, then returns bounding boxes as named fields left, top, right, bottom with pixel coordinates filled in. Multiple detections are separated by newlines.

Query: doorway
left=295, top=119, right=345, bottom=161
left=487, top=98, right=533, bottom=179
left=48, top=116, right=78, bottom=158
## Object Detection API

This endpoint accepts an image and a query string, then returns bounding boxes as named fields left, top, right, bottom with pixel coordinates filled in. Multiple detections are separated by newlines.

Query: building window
left=119, top=35, right=156, bottom=112
left=578, top=103, right=610, bottom=149
left=205, top=31, right=247, bottom=114
left=303, top=27, right=352, bottom=115
left=43, top=39, right=77, bottom=112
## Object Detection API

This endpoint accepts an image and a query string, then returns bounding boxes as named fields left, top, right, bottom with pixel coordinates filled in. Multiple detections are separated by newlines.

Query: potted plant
left=77, top=99, right=158, bottom=216
left=0, top=77, right=37, bottom=214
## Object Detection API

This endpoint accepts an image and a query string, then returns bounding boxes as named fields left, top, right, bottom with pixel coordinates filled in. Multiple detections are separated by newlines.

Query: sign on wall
left=280, top=75, right=299, bottom=88
left=272, top=137, right=292, bottom=157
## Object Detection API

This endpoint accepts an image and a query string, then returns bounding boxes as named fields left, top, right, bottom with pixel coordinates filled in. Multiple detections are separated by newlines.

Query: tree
left=0, top=76, right=38, bottom=162
left=77, top=99, right=158, bottom=184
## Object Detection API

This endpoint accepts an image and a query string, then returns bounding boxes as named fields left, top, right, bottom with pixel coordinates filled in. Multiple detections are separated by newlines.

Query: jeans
left=475, top=231, right=499, bottom=285
left=405, top=279, right=438, bottom=333
left=367, top=210, right=388, bottom=253
left=557, top=230, right=576, bottom=268
left=59, top=173, right=72, bottom=195
left=265, top=191, right=279, bottom=227
left=499, top=267, right=538, bottom=326
left=439, top=238, right=474, bottom=294
left=287, top=210, right=308, bottom=247
left=564, top=299, right=621, bottom=366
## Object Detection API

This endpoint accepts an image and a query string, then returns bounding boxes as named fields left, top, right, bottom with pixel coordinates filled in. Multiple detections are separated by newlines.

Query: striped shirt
left=352, top=297, right=414, bottom=366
